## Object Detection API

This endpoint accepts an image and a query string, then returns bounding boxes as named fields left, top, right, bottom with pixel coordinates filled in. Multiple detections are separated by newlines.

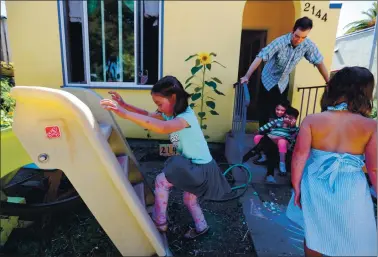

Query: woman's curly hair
left=320, top=66, right=375, bottom=117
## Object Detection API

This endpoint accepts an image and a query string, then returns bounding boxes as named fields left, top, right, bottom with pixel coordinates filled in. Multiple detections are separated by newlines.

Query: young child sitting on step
left=244, top=106, right=300, bottom=182
left=252, top=99, right=290, bottom=164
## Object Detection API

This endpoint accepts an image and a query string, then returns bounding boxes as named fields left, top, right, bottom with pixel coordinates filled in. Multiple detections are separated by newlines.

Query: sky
left=1, top=1, right=6, bottom=18
left=331, top=1, right=376, bottom=37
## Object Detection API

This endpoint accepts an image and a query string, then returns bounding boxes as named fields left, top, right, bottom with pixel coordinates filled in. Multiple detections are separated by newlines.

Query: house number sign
left=303, top=2, right=328, bottom=22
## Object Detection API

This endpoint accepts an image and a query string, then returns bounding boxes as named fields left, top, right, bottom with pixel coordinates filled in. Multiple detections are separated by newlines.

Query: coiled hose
left=204, top=163, right=252, bottom=202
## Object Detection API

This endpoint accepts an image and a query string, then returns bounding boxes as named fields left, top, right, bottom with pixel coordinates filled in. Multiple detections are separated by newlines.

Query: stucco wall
left=331, top=28, right=377, bottom=84
left=6, top=1, right=341, bottom=141
left=6, top=1, right=63, bottom=88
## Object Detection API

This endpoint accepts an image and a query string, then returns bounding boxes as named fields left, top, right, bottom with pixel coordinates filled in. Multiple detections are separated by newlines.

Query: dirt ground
left=1, top=144, right=256, bottom=257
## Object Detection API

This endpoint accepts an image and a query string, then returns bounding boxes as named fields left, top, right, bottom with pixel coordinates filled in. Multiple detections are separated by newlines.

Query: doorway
left=237, top=30, right=267, bottom=121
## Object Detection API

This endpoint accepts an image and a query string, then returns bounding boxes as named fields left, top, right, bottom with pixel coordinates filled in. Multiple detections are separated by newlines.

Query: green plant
left=370, top=99, right=377, bottom=119
left=184, top=52, right=226, bottom=139
left=344, top=2, right=376, bottom=35
left=1, top=77, right=15, bottom=129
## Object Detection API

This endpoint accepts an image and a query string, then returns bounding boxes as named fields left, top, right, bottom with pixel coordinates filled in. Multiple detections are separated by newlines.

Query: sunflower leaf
left=205, top=81, right=217, bottom=89
left=185, top=54, right=197, bottom=61
left=211, top=77, right=222, bottom=84
left=198, top=112, right=206, bottom=118
left=206, top=101, right=216, bottom=109
left=185, top=75, right=194, bottom=84
left=191, top=66, right=203, bottom=75
left=214, top=89, right=225, bottom=96
left=191, top=93, right=202, bottom=101
left=212, top=61, right=226, bottom=68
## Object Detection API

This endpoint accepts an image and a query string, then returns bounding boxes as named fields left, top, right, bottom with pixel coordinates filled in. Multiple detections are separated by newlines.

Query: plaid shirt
left=257, top=33, right=324, bottom=93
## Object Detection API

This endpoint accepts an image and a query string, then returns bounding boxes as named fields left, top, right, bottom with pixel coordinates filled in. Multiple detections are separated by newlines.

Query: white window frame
left=58, top=0, right=164, bottom=89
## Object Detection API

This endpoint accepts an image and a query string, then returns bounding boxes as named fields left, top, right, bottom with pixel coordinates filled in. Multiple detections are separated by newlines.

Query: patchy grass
left=1, top=144, right=256, bottom=257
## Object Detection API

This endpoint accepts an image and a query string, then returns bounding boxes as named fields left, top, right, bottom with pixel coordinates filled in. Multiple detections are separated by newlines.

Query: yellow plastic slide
left=10, top=86, right=171, bottom=256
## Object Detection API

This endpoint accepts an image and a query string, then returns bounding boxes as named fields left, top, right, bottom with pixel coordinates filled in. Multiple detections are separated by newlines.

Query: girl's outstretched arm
left=100, top=99, right=187, bottom=134
left=108, top=91, right=164, bottom=120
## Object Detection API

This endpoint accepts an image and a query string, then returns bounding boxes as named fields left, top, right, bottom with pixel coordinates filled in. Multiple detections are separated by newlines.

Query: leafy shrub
left=371, top=98, right=377, bottom=119
left=1, top=77, right=15, bottom=129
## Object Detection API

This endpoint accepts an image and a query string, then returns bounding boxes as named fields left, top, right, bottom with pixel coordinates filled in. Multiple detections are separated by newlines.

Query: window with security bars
left=60, top=0, right=162, bottom=87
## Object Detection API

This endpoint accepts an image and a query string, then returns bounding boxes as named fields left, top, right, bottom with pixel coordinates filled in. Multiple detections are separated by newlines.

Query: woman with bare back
left=286, top=66, right=377, bottom=257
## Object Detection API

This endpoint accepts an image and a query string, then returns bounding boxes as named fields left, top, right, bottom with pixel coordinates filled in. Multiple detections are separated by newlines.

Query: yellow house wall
left=242, top=1, right=295, bottom=43
left=163, top=1, right=246, bottom=142
left=6, top=1, right=340, bottom=142
left=6, top=1, right=63, bottom=88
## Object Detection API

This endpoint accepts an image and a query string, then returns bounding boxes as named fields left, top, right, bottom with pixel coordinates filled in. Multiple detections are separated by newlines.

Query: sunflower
left=197, top=52, right=212, bottom=65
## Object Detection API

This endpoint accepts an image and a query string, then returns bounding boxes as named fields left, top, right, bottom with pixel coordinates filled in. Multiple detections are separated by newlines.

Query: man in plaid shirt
left=240, top=17, right=329, bottom=127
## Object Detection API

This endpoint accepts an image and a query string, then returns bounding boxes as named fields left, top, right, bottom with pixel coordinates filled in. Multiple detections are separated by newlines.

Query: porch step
left=246, top=122, right=259, bottom=133
left=240, top=186, right=304, bottom=257
left=225, top=132, right=303, bottom=256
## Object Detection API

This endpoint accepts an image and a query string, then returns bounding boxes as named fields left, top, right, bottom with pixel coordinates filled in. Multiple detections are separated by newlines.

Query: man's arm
left=315, top=62, right=329, bottom=84
left=240, top=57, right=263, bottom=83
left=240, top=36, right=284, bottom=83
left=304, top=42, right=329, bottom=84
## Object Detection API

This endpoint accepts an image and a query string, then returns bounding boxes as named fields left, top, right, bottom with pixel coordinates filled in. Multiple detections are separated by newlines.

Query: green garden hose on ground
left=204, top=163, right=252, bottom=202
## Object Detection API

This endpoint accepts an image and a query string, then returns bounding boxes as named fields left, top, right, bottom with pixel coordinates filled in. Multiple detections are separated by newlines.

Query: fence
left=1, top=18, right=11, bottom=62
left=297, top=85, right=327, bottom=125
left=231, top=82, right=250, bottom=136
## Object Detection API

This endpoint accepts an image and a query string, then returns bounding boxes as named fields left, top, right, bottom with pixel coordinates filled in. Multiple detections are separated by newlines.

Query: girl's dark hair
left=320, top=66, right=375, bottom=117
left=151, top=75, right=191, bottom=116
left=277, top=99, right=290, bottom=109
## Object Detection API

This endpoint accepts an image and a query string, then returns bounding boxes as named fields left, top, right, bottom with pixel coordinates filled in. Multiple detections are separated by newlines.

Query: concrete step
left=240, top=186, right=304, bottom=257
left=225, top=132, right=304, bottom=256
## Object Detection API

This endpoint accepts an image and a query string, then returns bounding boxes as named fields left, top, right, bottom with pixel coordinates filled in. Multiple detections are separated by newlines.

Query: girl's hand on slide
left=108, top=91, right=125, bottom=105
left=100, top=99, right=127, bottom=117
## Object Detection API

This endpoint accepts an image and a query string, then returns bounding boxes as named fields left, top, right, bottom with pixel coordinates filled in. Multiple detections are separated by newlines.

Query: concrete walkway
left=225, top=133, right=305, bottom=257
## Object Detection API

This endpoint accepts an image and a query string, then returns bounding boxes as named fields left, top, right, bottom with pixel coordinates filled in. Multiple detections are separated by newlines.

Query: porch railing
left=231, top=82, right=250, bottom=136
left=297, top=85, right=327, bottom=125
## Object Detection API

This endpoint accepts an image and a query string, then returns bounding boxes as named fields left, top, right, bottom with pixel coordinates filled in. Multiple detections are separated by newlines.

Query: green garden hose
left=223, top=163, right=253, bottom=190
left=204, top=163, right=252, bottom=202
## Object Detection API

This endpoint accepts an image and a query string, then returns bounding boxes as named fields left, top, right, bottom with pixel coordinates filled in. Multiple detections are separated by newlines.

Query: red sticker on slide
left=45, top=126, right=61, bottom=139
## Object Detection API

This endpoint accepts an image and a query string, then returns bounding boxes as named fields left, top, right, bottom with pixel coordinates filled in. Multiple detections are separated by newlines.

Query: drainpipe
left=368, top=19, right=378, bottom=71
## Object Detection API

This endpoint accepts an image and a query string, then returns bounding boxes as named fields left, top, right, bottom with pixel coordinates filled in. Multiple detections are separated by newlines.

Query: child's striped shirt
left=259, top=117, right=284, bottom=133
